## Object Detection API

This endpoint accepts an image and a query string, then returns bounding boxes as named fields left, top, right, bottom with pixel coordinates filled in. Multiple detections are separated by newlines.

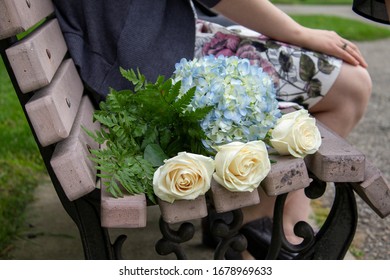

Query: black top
left=53, top=0, right=221, bottom=97
left=353, top=0, right=390, bottom=25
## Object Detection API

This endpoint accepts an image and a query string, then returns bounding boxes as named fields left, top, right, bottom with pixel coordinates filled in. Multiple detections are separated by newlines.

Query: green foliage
left=85, top=69, right=212, bottom=203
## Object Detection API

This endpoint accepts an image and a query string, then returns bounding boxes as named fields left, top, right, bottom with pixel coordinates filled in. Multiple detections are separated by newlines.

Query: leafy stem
left=84, top=68, right=210, bottom=203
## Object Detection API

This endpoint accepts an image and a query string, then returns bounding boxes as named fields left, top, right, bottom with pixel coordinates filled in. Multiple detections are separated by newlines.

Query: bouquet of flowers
left=85, top=55, right=321, bottom=205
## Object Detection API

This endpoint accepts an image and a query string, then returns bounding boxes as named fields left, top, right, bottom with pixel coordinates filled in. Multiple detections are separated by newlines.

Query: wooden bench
left=1, top=0, right=390, bottom=260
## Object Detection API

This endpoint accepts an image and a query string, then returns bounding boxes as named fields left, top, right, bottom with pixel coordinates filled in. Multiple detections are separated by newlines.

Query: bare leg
left=309, top=64, right=372, bottom=138
left=241, top=63, right=372, bottom=250
left=242, top=187, right=276, bottom=225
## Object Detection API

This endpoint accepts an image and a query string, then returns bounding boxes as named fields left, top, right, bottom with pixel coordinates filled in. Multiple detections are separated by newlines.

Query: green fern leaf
left=182, top=105, right=213, bottom=121
left=173, top=86, right=196, bottom=113
left=165, top=80, right=181, bottom=104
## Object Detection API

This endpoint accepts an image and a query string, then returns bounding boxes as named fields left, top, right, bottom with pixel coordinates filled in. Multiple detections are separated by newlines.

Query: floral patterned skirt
left=195, top=20, right=342, bottom=109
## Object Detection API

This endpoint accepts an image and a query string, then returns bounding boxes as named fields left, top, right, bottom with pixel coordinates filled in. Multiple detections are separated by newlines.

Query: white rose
left=270, top=109, right=322, bottom=158
left=153, top=152, right=215, bottom=203
left=213, top=141, right=271, bottom=192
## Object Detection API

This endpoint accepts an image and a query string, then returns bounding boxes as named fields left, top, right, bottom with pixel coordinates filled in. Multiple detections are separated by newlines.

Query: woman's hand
left=301, top=28, right=368, bottom=68
left=213, top=0, right=368, bottom=68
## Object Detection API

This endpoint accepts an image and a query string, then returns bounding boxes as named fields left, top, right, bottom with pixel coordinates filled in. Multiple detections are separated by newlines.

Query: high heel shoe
left=202, top=215, right=297, bottom=260
left=240, top=218, right=297, bottom=260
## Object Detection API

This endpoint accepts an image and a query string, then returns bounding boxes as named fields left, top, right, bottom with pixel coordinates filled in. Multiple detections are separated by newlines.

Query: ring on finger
left=342, top=42, right=348, bottom=50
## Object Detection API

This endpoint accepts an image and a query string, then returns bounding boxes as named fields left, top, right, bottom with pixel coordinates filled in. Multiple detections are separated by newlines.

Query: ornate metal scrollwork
left=155, top=217, right=195, bottom=259
left=210, top=209, right=247, bottom=260
left=299, top=180, right=358, bottom=259
left=267, top=175, right=357, bottom=260
left=266, top=193, right=316, bottom=259
left=112, top=235, right=127, bottom=260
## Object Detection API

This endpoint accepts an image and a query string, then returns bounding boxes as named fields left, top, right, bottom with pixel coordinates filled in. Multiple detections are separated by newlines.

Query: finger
left=348, top=48, right=367, bottom=68
left=341, top=50, right=360, bottom=66
left=344, top=41, right=365, bottom=61
left=350, top=49, right=368, bottom=68
left=340, top=41, right=368, bottom=68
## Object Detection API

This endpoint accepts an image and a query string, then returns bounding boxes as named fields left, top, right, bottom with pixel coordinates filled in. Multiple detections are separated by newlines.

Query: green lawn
left=0, top=57, right=45, bottom=259
left=292, top=15, right=390, bottom=41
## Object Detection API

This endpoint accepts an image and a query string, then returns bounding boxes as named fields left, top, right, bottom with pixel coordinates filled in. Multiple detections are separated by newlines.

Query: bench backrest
left=0, top=0, right=99, bottom=202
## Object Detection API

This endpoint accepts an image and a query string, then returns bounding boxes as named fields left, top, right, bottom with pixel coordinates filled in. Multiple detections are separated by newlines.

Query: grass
left=292, top=15, right=390, bottom=41
left=310, top=200, right=330, bottom=228
left=0, top=57, right=45, bottom=259
left=349, top=244, right=365, bottom=259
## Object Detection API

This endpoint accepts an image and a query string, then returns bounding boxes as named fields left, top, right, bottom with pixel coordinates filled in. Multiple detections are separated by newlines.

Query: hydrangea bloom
left=173, top=55, right=281, bottom=150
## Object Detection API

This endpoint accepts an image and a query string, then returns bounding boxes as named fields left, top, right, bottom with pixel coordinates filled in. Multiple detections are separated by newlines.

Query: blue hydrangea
left=173, top=55, right=281, bottom=150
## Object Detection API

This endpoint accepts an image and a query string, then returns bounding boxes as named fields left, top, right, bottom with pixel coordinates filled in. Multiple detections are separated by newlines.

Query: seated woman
left=52, top=0, right=372, bottom=259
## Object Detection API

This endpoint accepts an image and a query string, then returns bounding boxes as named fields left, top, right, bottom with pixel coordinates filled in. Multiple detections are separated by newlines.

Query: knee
left=341, top=65, right=372, bottom=124
left=309, top=64, right=372, bottom=137
left=352, top=66, right=372, bottom=117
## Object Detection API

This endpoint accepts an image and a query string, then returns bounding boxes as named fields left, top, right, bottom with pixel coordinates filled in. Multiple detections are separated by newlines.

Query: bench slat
left=210, top=179, right=260, bottom=213
left=352, top=161, right=390, bottom=218
left=0, top=0, right=54, bottom=39
left=5, top=18, right=67, bottom=93
left=101, top=183, right=148, bottom=228
left=25, top=59, right=83, bottom=147
left=305, top=122, right=365, bottom=182
left=158, top=195, right=207, bottom=224
left=261, top=155, right=311, bottom=196
left=50, top=95, right=100, bottom=201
